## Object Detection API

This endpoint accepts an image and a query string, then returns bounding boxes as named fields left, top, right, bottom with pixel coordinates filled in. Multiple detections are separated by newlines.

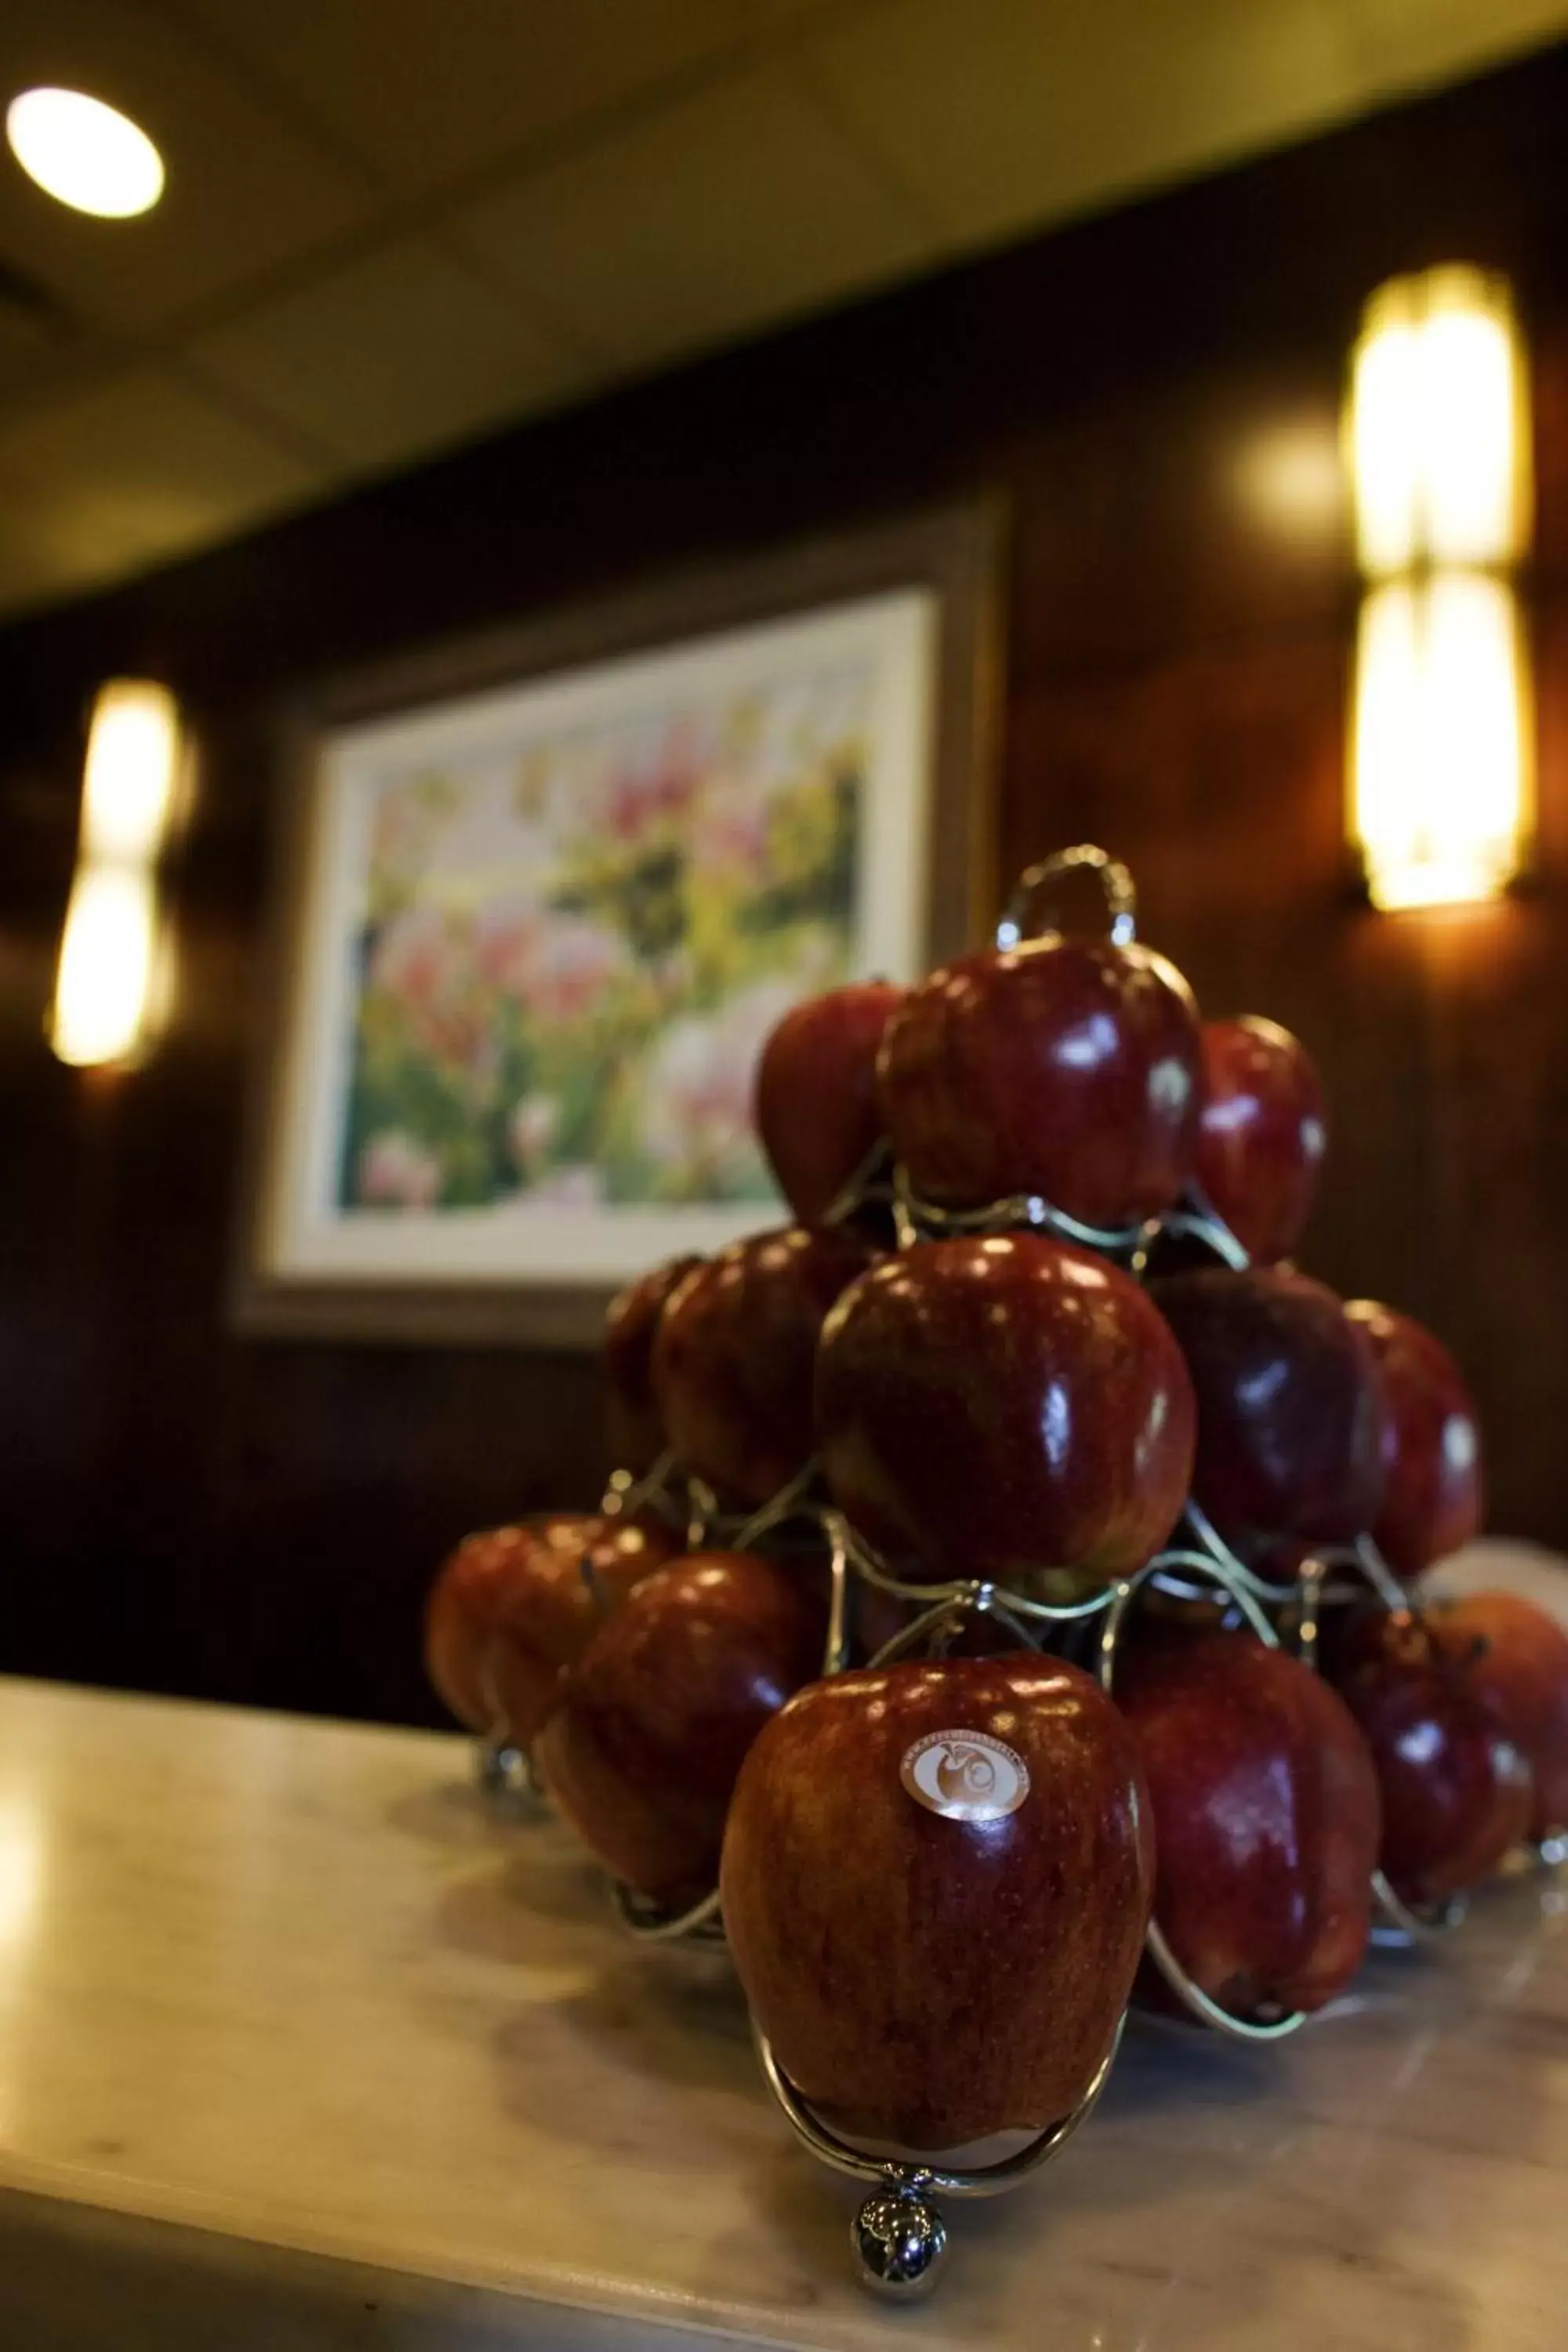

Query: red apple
left=876, top=937, right=1202, bottom=1229
left=720, top=1654, right=1152, bottom=2148
left=1345, top=1301, right=1483, bottom=1578
left=425, top=1514, right=677, bottom=1736
left=1152, top=1268, right=1388, bottom=1576
left=653, top=1226, right=877, bottom=1507
left=1327, top=1606, right=1532, bottom=1902
left=602, top=1256, right=702, bottom=1474
left=816, top=1233, right=1195, bottom=1590
left=1196, top=1016, right=1327, bottom=1264
left=754, top=982, right=904, bottom=1229
left=1427, top=1592, right=1568, bottom=1839
left=535, top=1550, right=822, bottom=1907
left=483, top=1514, right=681, bottom=1751
left=425, top=1525, right=539, bottom=1732
left=1115, top=1629, right=1381, bottom=2013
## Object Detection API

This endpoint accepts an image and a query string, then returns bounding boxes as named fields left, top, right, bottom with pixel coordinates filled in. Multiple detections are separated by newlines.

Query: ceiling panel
left=1345, top=0, right=1568, bottom=88
left=0, top=367, right=324, bottom=615
left=801, top=0, right=1367, bottom=249
left=186, top=238, right=596, bottom=472
left=168, top=0, right=756, bottom=196
left=0, top=0, right=372, bottom=335
left=451, top=63, right=933, bottom=376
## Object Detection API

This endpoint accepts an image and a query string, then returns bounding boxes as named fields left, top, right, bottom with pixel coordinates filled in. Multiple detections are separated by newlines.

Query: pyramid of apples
left=425, top=846, right=1568, bottom=2167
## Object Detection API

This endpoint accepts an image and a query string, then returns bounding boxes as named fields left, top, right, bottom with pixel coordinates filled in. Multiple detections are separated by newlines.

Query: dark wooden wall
left=5, top=47, right=1568, bottom=1726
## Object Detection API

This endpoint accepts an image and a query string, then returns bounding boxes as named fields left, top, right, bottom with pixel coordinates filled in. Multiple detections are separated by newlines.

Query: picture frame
left=235, top=499, right=1003, bottom=1347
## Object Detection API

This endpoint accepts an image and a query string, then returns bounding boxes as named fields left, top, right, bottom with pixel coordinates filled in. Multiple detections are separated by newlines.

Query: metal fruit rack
left=474, top=845, right=1555, bottom=2299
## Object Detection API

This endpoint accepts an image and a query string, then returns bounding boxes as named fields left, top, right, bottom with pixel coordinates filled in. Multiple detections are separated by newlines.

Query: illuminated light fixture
left=50, top=681, right=181, bottom=1069
left=1352, top=575, right=1530, bottom=913
left=1346, top=267, right=1534, bottom=910
left=5, top=87, right=164, bottom=219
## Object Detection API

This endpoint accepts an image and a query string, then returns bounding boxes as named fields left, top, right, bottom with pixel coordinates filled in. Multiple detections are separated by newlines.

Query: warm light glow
left=1348, top=266, right=1533, bottom=911
left=81, top=680, right=180, bottom=863
left=1348, top=267, right=1530, bottom=575
left=1352, top=574, right=1530, bottom=911
left=6, top=87, right=165, bottom=219
left=51, top=866, right=159, bottom=1066
left=50, top=679, right=181, bottom=1067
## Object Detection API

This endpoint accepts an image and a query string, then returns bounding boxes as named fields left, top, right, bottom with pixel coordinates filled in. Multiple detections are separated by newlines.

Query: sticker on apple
left=899, top=1730, right=1030, bottom=1822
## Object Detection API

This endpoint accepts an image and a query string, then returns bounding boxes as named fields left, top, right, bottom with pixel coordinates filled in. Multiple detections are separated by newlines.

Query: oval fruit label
left=899, top=1729, right=1030, bottom=1822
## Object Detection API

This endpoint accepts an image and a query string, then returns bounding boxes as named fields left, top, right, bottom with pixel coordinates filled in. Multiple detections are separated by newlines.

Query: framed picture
left=238, top=502, right=1001, bottom=1345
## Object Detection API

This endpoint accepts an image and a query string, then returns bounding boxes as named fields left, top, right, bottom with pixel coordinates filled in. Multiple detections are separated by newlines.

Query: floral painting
left=343, top=674, right=863, bottom=1217
left=260, top=586, right=938, bottom=1305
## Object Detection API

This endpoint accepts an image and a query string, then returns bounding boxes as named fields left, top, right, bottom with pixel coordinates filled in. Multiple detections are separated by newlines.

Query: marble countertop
left=0, top=1675, right=1560, bottom=2350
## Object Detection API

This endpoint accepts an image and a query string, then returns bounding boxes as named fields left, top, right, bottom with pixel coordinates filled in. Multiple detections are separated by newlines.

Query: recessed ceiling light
left=6, top=87, right=165, bottom=219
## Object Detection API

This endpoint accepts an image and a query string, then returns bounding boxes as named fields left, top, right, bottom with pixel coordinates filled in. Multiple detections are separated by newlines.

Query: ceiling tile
left=1343, top=0, right=1568, bottom=91
left=168, top=0, right=753, bottom=196
left=450, top=63, right=933, bottom=375
left=802, top=0, right=1365, bottom=249
left=186, top=238, right=596, bottom=473
left=0, top=0, right=372, bottom=332
left=0, top=368, right=325, bottom=603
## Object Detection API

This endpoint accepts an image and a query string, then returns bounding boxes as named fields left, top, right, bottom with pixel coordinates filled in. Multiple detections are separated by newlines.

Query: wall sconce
left=50, top=680, right=181, bottom=1067
left=1346, top=267, right=1534, bottom=910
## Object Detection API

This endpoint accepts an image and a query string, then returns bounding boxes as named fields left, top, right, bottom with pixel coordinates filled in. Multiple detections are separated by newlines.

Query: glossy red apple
left=425, top=1525, right=539, bottom=1732
left=721, top=1654, right=1152, bottom=2148
left=483, top=1514, right=681, bottom=1752
left=1152, top=1268, right=1388, bottom=1576
left=1345, top=1301, right=1484, bottom=1578
left=535, top=1550, right=822, bottom=1907
left=1327, top=1606, right=1532, bottom=1902
left=1196, top=1016, right=1327, bottom=1264
left=1427, top=1592, right=1568, bottom=1839
left=1115, top=1630, right=1380, bottom=2013
left=876, top=937, right=1202, bottom=1228
left=425, top=1515, right=677, bottom=1737
left=653, top=1226, right=876, bottom=1506
left=816, top=1233, right=1195, bottom=1590
left=603, top=1256, right=702, bottom=1474
left=754, top=982, right=904, bottom=1229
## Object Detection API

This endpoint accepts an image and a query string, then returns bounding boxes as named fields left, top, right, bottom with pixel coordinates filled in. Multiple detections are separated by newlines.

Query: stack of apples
left=424, top=848, right=1568, bottom=2170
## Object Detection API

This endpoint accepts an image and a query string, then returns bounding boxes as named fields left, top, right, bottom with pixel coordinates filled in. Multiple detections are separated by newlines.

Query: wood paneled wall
left=4, top=46, right=1568, bottom=1724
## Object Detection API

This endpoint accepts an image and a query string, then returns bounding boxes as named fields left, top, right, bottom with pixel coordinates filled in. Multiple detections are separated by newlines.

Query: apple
left=1115, top=1629, right=1381, bottom=2013
left=755, top=982, right=904, bottom=1229
left=483, top=1514, right=681, bottom=1752
left=1427, top=1592, right=1568, bottom=1839
left=425, top=1524, right=539, bottom=1732
left=425, top=1515, right=677, bottom=1737
left=1327, top=1606, right=1532, bottom=1902
left=720, top=1653, right=1152, bottom=2148
left=653, top=1226, right=877, bottom=1507
left=603, top=1256, right=703, bottom=1474
left=535, top=1550, right=823, bottom=1907
left=1195, top=1016, right=1327, bottom=1264
left=816, top=1232, right=1195, bottom=1589
left=1344, top=1301, right=1483, bottom=1578
left=1152, top=1268, right=1388, bottom=1576
left=876, top=936, right=1202, bottom=1229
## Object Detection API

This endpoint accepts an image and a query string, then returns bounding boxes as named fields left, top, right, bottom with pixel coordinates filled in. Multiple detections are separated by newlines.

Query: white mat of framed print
left=241, top=508, right=998, bottom=1343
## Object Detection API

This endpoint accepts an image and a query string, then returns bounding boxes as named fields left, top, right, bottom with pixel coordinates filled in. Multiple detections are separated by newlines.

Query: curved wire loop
left=611, top=1881, right=726, bottom=1946
left=1135, top=1194, right=1253, bottom=1275
left=996, top=844, right=1138, bottom=950
left=753, top=2011, right=1125, bottom=2199
left=891, top=1163, right=1155, bottom=1263
left=834, top=1509, right=1118, bottom=1631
